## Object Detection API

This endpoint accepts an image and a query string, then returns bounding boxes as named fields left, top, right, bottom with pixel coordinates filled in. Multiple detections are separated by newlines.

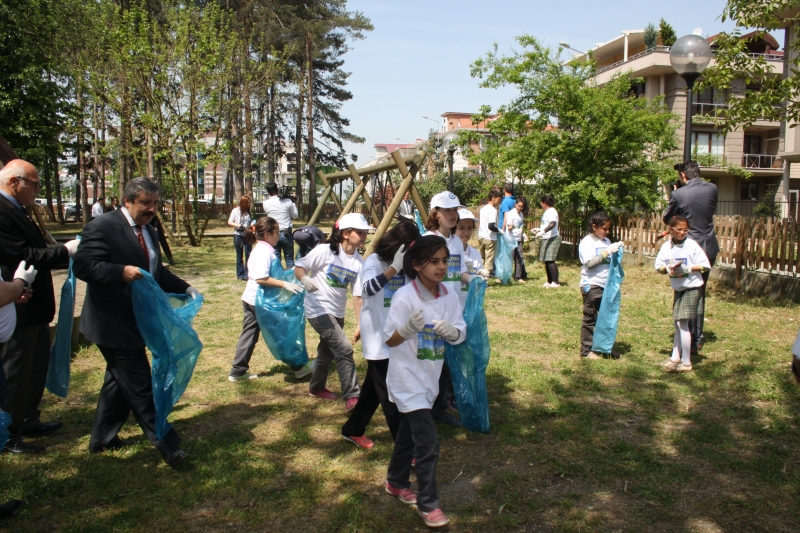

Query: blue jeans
left=234, top=234, right=252, bottom=280
left=277, top=231, right=295, bottom=268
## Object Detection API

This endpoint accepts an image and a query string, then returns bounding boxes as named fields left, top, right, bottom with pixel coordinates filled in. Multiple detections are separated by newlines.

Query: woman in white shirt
left=504, top=197, right=528, bottom=283
left=532, top=194, right=562, bottom=287
left=228, top=195, right=253, bottom=281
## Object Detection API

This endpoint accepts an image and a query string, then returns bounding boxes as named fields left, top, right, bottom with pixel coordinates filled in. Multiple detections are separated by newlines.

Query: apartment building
left=573, top=29, right=787, bottom=216
left=775, top=7, right=800, bottom=219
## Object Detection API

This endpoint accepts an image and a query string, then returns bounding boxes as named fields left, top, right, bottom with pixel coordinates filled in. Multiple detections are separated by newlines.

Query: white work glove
left=397, top=308, right=425, bottom=339
left=13, top=261, right=37, bottom=285
left=531, top=228, right=543, bottom=238
left=433, top=319, right=460, bottom=342
left=477, top=268, right=490, bottom=278
left=300, top=275, right=319, bottom=293
left=282, top=281, right=304, bottom=294
left=468, top=272, right=488, bottom=283
left=64, top=239, right=80, bottom=257
left=671, top=262, right=690, bottom=277
left=390, top=245, right=406, bottom=273
left=607, top=242, right=623, bottom=255
left=186, top=286, right=201, bottom=299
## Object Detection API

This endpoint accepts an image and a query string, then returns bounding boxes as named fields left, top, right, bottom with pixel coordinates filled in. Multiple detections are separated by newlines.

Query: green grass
left=2, top=239, right=800, bottom=532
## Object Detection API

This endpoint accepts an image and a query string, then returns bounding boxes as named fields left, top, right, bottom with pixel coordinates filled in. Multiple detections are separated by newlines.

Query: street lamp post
left=669, top=35, right=712, bottom=162
left=447, top=145, right=456, bottom=192
left=440, top=130, right=460, bottom=192
left=421, top=115, right=440, bottom=132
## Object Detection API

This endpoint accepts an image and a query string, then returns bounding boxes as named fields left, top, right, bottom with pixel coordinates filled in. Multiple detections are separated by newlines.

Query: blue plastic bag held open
left=444, top=277, right=491, bottom=433
left=254, top=257, right=309, bottom=370
left=414, top=209, right=426, bottom=235
left=591, top=247, right=625, bottom=354
left=131, top=270, right=204, bottom=440
left=46, top=256, right=77, bottom=398
left=495, top=232, right=516, bottom=285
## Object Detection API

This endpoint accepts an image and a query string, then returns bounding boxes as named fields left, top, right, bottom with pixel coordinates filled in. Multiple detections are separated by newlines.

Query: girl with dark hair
left=578, top=212, right=623, bottom=359
left=533, top=194, right=562, bottom=287
left=228, top=195, right=253, bottom=280
left=229, top=217, right=308, bottom=381
left=655, top=215, right=711, bottom=373
left=294, top=213, right=373, bottom=411
left=504, top=197, right=529, bottom=282
left=341, top=220, right=421, bottom=449
left=383, top=235, right=465, bottom=529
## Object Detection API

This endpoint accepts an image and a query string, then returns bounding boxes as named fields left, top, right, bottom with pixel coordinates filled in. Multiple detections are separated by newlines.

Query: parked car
left=64, top=202, right=77, bottom=221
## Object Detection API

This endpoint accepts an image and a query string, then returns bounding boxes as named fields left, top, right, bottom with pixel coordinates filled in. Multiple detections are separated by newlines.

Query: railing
left=749, top=52, right=784, bottom=61
left=596, top=45, right=672, bottom=75
left=695, top=153, right=728, bottom=168
left=693, top=102, right=727, bottom=118
left=742, top=153, right=779, bottom=169
left=716, top=200, right=791, bottom=217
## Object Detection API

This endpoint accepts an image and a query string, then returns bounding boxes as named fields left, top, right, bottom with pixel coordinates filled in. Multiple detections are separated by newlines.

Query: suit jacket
left=662, top=178, right=720, bottom=262
left=0, top=194, right=70, bottom=327
left=73, top=208, right=189, bottom=349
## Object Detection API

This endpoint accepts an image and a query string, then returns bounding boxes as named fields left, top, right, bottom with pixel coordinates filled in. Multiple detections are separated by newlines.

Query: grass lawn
left=2, top=238, right=800, bottom=532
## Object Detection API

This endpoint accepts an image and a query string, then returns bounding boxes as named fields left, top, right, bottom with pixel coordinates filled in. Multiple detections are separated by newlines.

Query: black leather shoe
left=0, top=499, right=22, bottom=519
left=89, top=436, right=135, bottom=454
left=3, top=438, right=44, bottom=455
left=164, top=448, right=188, bottom=467
left=19, top=420, right=63, bottom=437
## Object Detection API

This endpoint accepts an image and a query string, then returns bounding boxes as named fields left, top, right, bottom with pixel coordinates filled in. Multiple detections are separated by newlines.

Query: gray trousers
left=307, top=314, right=359, bottom=399
left=230, top=301, right=260, bottom=377
left=1, top=324, right=50, bottom=436
left=387, top=409, right=440, bottom=512
left=580, top=286, right=604, bottom=356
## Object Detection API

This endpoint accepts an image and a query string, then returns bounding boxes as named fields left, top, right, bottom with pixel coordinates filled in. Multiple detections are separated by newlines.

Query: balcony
left=693, top=102, right=727, bottom=119
left=596, top=46, right=672, bottom=75
left=742, top=153, right=779, bottom=169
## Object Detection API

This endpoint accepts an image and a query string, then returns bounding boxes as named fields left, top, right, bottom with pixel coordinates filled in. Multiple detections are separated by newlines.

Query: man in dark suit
left=0, top=160, right=79, bottom=454
left=73, top=177, right=200, bottom=467
left=662, top=160, right=719, bottom=353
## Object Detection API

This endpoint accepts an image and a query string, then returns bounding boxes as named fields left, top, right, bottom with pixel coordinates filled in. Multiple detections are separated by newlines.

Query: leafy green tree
left=644, top=23, right=658, bottom=49
left=659, top=18, right=677, bottom=46
left=465, top=35, right=680, bottom=215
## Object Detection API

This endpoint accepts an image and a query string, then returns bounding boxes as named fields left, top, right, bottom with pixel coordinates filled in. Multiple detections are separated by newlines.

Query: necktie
left=135, top=225, right=150, bottom=268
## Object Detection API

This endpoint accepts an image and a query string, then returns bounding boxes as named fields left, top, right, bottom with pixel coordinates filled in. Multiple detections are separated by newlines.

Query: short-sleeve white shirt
left=263, top=196, right=298, bottom=231
left=579, top=234, right=611, bottom=288
left=228, top=207, right=252, bottom=234
left=241, top=241, right=275, bottom=305
left=295, top=244, right=363, bottom=319
left=539, top=207, right=559, bottom=239
left=460, top=244, right=483, bottom=307
left=505, top=208, right=524, bottom=242
left=654, top=238, right=710, bottom=291
left=478, top=204, right=498, bottom=241
left=424, top=230, right=467, bottom=297
left=360, top=254, right=409, bottom=360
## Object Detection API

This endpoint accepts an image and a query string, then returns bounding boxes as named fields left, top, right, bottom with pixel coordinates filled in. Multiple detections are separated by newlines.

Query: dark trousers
left=234, top=234, right=252, bottom=280
left=387, top=409, right=440, bottom=512
left=90, top=344, right=180, bottom=458
left=431, top=362, right=453, bottom=419
left=342, top=359, right=400, bottom=440
left=545, top=261, right=559, bottom=284
left=277, top=231, right=295, bottom=268
left=1, top=324, right=50, bottom=436
left=690, top=269, right=711, bottom=351
left=580, top=286, right=604, bottom=356
left=231, top=301, right=261, bottom=376
left=513, top=242, right=527, bottom=280
left=0, top=342, right=6, bottom=411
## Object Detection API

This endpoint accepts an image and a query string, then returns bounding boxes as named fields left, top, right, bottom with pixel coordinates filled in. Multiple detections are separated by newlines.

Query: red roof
left=374, top=143, right=409, bottom=152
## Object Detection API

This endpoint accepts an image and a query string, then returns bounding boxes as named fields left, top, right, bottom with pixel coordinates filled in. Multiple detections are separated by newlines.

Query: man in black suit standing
left=0, top=160, right=79, bottom=454
left=662, top=160, right=719, bottom=353
left=73, top=177, right=200, bottom=466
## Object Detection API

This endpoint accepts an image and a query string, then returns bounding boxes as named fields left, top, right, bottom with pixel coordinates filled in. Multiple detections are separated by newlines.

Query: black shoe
left=164, top=448, right=188, bottom=467
left=89, top=436, right=134, bottom=454
left=19, top=420, right=62, bottom=437
left=0, top=499, right=22, bottom=519
left=434, top=413, right=463, bottom=428
left=2, top=438, right=44, bottom=455
left=448, top=400, right=459, bottom=412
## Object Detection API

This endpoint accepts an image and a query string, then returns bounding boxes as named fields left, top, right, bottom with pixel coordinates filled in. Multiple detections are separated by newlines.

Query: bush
left=416, top=170, right=493, bottom=208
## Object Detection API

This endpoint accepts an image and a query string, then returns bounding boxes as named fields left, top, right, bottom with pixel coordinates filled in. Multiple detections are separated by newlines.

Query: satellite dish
left=692, top=28, right=703, bottom=36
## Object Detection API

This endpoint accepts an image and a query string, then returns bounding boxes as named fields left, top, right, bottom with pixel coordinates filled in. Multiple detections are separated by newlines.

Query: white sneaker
left=228, top=373, right=258, bottom=382
left=542, top=282, right=552, bottom=288
left=549, top=282, right=561, bottom=288
left=293, top=361, right=315, bottom=379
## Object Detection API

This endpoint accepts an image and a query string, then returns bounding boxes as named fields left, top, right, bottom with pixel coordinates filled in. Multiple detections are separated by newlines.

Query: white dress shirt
left=121, top=207, right=158, bottom=273
left=263, top=195, right=298, bottom=231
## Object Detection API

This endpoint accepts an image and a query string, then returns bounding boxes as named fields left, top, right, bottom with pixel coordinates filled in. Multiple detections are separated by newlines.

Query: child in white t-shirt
left=383, top=235, right=466, bottom=529
left=504, top=197, right=529, bottom=282
left=341, top=220, right=421, bottom=449
left=455, top=208, right=485, bottom=308
left=578, top=212, right=623, bottom=360
left=229, top=217, right=307, bottom=381
left=655, top=215, right=711, bottom=373
left=295, top=213, right=373, bottom=411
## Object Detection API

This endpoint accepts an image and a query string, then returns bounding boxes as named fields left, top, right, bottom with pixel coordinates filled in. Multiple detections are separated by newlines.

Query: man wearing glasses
left=662, top=160, right=719, bottom=354
left=0, top=160, right=79, bottom=454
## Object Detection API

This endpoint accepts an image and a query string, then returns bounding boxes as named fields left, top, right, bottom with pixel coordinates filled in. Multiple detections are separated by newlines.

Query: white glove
left=433, top=319, right=460, bottom=342
left=607, top=242, right=623, bottom=255
left=477, top=268, right=490, bottom=278
left=468, top=272, right=488, bottom=283
left=64, top=239, right=80, bottom=257
left=300, top=275, right=319, bottom=293
left=671, top=262, right=690, bottom=277
left=465, top=260, right=475, bottom=272
left=390, top=245, right=406, bottom=273
left=186, top=286, right=201, bottom=299
left=397, top=308, right=425, bottom=339
left=13, top=261, right=37, bottom=285
left=282, top=281, right=304, bottom=294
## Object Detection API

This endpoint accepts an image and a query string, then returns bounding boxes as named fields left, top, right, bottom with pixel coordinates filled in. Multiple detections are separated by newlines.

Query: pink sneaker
left=419, top=508, right=449, bottom=528
left=345, top=397, right=358, bottom=412
left=309, top=388, right=337, bottom=400
left=342, top=434, right=374, bottom=449
left=385, top=481, right=417, bottom=504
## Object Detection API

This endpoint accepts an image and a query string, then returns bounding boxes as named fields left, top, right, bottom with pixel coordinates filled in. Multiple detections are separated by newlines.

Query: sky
left=338, top=0, right=740, bottom=166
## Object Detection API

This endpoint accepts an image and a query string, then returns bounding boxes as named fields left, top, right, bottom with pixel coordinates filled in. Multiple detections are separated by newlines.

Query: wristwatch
left=14, top=277, right=29, bottom=296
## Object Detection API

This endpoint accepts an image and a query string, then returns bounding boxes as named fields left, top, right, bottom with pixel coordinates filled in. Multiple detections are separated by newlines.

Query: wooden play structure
left=310, top=149, right=429, bottom=257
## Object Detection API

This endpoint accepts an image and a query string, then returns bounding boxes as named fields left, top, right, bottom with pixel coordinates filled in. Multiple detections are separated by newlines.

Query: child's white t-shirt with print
left=384, top=281, right=466, bottom=413
left=295, top=243, right=363, bottom=319
left=241, top=241, right=275, bottom=306
left=360, top=253, right=409, bottom=360
left=424, top=230, right=467, bottom=296
left=460, top=244, right=483, bottom=307
left=578, top=234, right=611, bottom=289
left=654, top=238, right=710, bottom=292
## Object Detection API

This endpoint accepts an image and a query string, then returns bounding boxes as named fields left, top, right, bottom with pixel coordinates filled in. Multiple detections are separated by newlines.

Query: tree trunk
left=43, top=154, right=54, bottom=221
left=78, top=90, right=90, bottom=224
left=92, top=101, right=99, bottom=202
left=53, top=151, right=64, bottom=225
left=267, top=83, right=276, bottom=183
left=243, top=66, right=253, bottom=196
left=306, top=31, right=316, bottom=218
left=146, top=99, right=154, bottom=179
left=295, top=86, right=304, bottom=212
left=100, top=104, right=106, bottom=200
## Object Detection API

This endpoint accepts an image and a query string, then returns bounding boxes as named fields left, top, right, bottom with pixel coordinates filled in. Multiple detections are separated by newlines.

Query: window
left=286, top=152, right=296, bottom=162
left=693, top=132, right=725, bottom=164
left=694, top=87, right=725, bottom=104
left=743, top=135, right=762, bottom=154
left=287, top=164, right=297, bottom=172
left=741, top=182, right=758, bottom=201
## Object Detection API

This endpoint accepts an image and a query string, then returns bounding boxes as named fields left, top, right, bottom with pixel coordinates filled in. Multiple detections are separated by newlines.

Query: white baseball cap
left=430, top=191, right=464, bottom=210
left=456, top=208, right=478, bottom=222
left=337, top=212, right=375, bottom=231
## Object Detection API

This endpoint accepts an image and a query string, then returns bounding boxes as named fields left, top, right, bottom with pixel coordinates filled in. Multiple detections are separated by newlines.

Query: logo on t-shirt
left=669, top=256, right=689, bottom=278
left=595, top=245, right=610, bottom=264
left=417, top=324, right=445, bottom=361
left=384, top=275, right=405, bottom=307
left=326, top=264, right=358, bottom=288
left=445, top=254, right=461, bottom=283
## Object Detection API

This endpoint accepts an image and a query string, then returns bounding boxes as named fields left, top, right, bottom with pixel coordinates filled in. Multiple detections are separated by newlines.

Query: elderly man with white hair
left=0, top=159, right=79, bottom=454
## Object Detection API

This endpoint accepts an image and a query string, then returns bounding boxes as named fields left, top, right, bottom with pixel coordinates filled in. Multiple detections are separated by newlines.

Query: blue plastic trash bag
left=414, top=209, right=425, bottom=235
left=495, top=232, right=516, bottom=285
left=254, top=257, right=309, bottom=370
left=444, top=277, right=491, bottom=433
left=131, top=270, right=204, bottom=440
left=0, top=411, right=10, bottom=452
left=592, top=247, right=625, bottom=354
left=46, top=257, right=77, bottom=398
